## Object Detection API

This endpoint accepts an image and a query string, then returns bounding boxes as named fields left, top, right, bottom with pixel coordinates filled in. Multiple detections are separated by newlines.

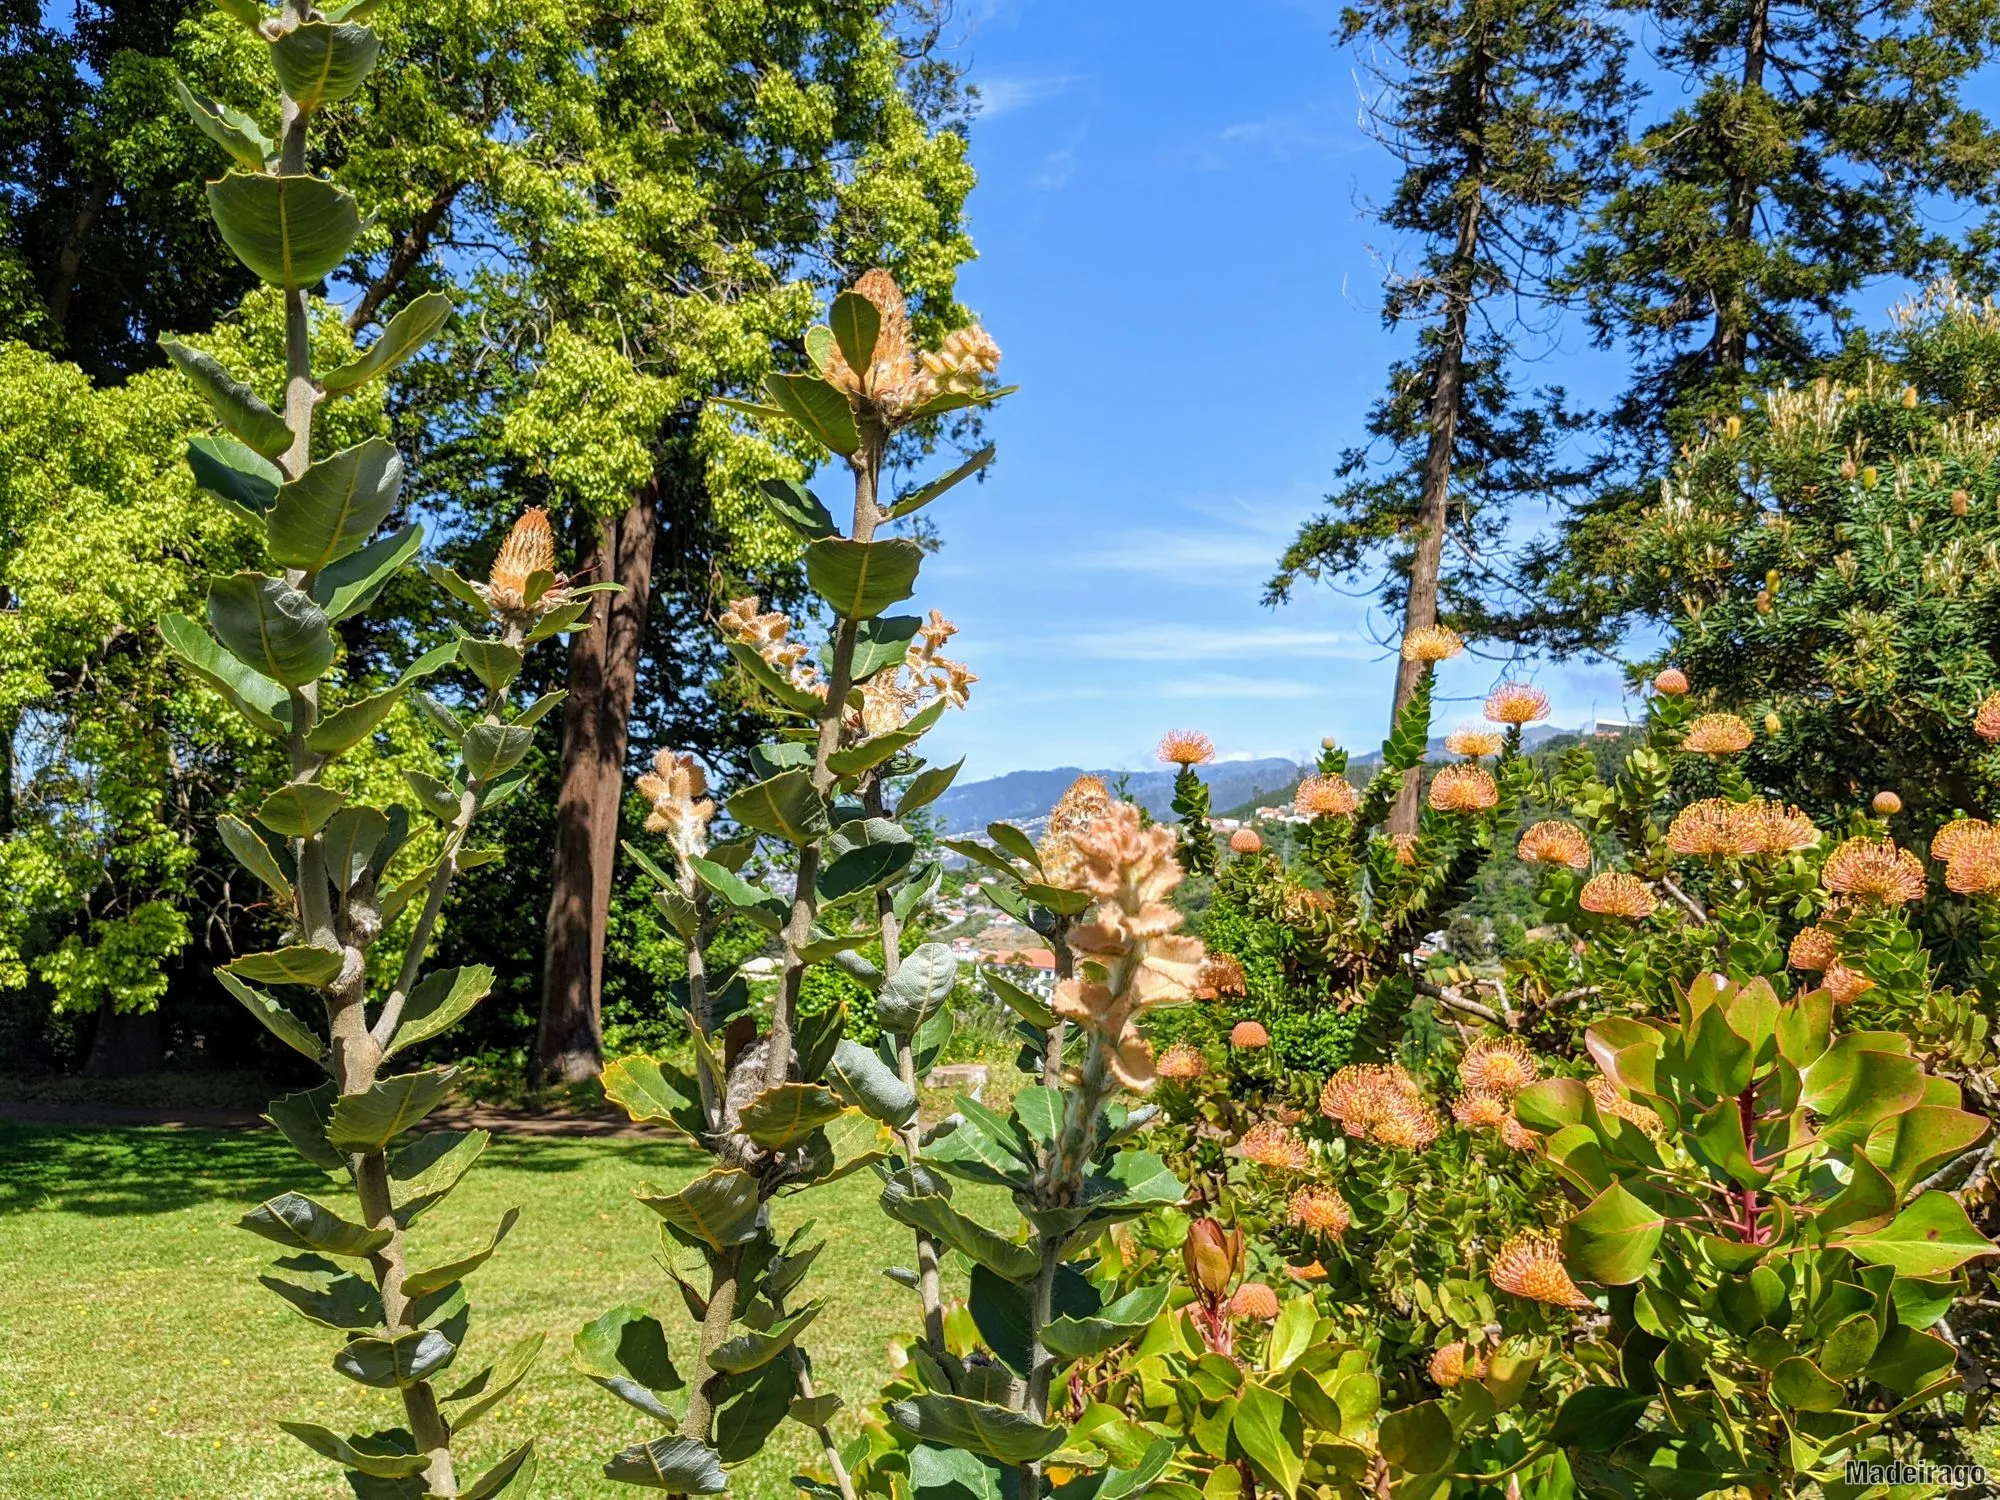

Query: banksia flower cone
left=481, top=507, right=568, bottom=617
left=1490, top=1231, right=1593, bottom=1309
left=1039, top=775, right=1115, bottom=889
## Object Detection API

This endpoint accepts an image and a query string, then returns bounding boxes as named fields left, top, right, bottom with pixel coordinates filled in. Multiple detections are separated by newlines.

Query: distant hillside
left=931, top=758, right=1308, bottom=837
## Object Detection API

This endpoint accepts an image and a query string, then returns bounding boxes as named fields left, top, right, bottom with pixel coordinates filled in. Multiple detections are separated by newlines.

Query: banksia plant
left=156, top=5, right=576, bottom=1493
left=578, top=269, right=1012, bottom=1495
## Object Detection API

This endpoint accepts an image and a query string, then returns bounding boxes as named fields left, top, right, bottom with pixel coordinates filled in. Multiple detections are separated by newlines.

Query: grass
left=0, top=1118, right=959, bottom=1500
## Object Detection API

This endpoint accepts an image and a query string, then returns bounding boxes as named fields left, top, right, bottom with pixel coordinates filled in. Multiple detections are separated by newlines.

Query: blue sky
left=899, top=0, right=1640, bottom=780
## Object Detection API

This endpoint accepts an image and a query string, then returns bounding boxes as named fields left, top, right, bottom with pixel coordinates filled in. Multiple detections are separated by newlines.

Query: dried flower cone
left=1158, top=729, right=1215, bottom=766
left=1039, top=775, right=1115, bottom=888
left=1517, top=821, right=1590, bottom=871
left=1490, top=1231, right=1593, bottom=1309
left=1402, top=625, right=1463, bottom=663
left=637, top=749, right=714, bottom=863
left=481, top=507, right=567, bottom=616
left=1049, top=800, right=1206, bottom=1089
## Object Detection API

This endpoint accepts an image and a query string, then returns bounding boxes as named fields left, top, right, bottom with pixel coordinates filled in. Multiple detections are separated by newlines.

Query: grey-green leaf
left=278, top=1423, right=426, bottom=1479
left=269, top=21, right=381, bottom=111
left=603, top=1436, right=728, bottom=1492
left=804, top=537, right=924, bottom=620
left=225, top=944, right=343, bottom=987
left=387, top=966, right=495, bottom=1058
left=312, top=522, right=424, bottom=622
left=326, top=1068, right=457, bottom=1152
left=240, top=1191, right=390, bottom=1257
left=890, top=443, right=994, bottom=519
left=886, top=1395, right=1065, bottom=1464
left=442, top=1332, right=545, bottom=1431
left=267, top=438, right=404, bottom=572
left=206, top=171, right=360, bottom=290
left=403, top=1207, right=520, bottom=1298
left=322, top=292, right=452, bottom=393
left=208, top=571, right=334, bottom=685
left=171, top=79, right=272, bottom=168
left=728, top=769, right=830, bottom=845
left=160, top=339, right=292, bottom=459
left=876, top=943, right=958, bottom=1033
left=765, top=372, right=859, bottom=455
left=185, top=435, right=281, bottom=520
left=218, top=813, right=293, bottom=900
left=824, top=1038, right=918, bottom=1129
left=217, top=971, right=322, bottom=1060
left=158, top=611, right=289, bottom=735
left=333, top=1326, right=458, bottom=1389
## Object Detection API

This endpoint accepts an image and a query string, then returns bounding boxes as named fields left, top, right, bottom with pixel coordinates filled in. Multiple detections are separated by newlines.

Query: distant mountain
left=931, top=758, right=1308, bottom=837
left=1214, top=725, right=1585, bottom=821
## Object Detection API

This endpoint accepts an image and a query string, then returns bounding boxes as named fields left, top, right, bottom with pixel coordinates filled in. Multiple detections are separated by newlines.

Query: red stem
left=1737, top=1082, right=1761, bottom=1244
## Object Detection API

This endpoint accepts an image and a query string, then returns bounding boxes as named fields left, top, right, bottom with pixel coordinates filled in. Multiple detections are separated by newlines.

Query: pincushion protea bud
left=1484, top=682, right=1551, bottom=726
left=1157, top=729, right=1215, bottom=766
left=1579, top=871, right=1656, bottom=919
left=1953, top=489, right=1971, bottom=516
left=1872, top=790, right=1902, bottom=815
left=1183, top=1218, right=1244, bottom=1299
left=1229, top=1282, right=1280, bottom=1320
left=1287, top=1185, right=1351, bottom=1238
left=1489, top=1231, right=1593, bottom=1309
left=1653, top=666, right=1689, bottom=696
left=1458, top=1036, right=1538, bottom=1095
left=1517, top=820, right=1590, bottom=870
left=1429, top=1342, right=1487, bottom=1387
left=1229, top=1019, right=1270, bottom=1049
left=1681, top=713, right=1753, bottom=755
left=1229, top=828, right=1263, bottom=854
left=1402, top=624, right=1463, bottom=663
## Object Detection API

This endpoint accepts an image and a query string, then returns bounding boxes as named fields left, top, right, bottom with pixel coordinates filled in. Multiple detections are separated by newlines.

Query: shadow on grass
left=0, top=1120, right=704, bottom=1217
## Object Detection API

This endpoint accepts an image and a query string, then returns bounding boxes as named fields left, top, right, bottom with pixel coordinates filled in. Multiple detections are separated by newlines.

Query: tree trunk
left=1712, top=0, right=1768, bottom=376
left=1388, top=63, right=1489, bottom=837
left=84, top=998, right=162, bottom=1079
left=534, top=486, right=658, bottom=1086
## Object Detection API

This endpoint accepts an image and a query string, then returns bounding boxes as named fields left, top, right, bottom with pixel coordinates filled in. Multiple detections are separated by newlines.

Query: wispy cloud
left=1047, top=623, right=1376, bottom=662
left=975, top=73, right=1087, bottom=120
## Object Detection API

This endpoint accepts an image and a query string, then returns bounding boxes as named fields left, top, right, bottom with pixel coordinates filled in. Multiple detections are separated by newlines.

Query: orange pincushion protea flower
left=1490, top=1232, right=1593, bottom=1309
left=1229, top=1019, right=1270, bottom=1048
left=1458, top=1036, right=1538, bottom=1095
left=1822, top=837, right=1927, bottom=905
left=1429, top=1342, right=1487, bottom=1387
left=1499, top=1115, right=1539, bottom=1151
left=1229, top=828, right=1264, bottom=854
left=1157, top=729, right=1215, bottom=767
left=1390, top=833, right=1418, bottom=866
left=1287, top=1185, right=1351, bottom=1237
left=1740, top=800, right=1819, bottom=854
left=1484, top=682, right=1551, bottom=726
left=1933, top=819, right=1995, bottom=863
left=1667, top=798, right=1749, bottom=857
left=1653, top=667, right=1689, bottom=696
left=1402, top=625, right=1463, bottom=663
left=1681, top=713, right=1753, bottom=755
left=1824, top=964, right=1877, bottom=1005
left=1976, top=692, right=2000, bottom=742
left=1237, top=1121, right=1312, bottom=1170
left=1444, top=725, right=1505, bottom=758
left=1156, top=1044, right=1208, bottom=1082
left=1295, top=774, right=1360, bottom=817
left=1429, top=764, right=1499, bottom=814
left=1229, top=1283, right=1280, bottom=1320
left=1517, top=821, right=1590, bottom=871
left=1579, top=871, right=1656, bottom=919
left=1787, top=926, right=1839, bottom=972
left=1588, top=1075, right=1663, bottom=1136
left=1321, top=1063, right=1441, bottom=1150
left=1947, top=835, right=2000, bottom=895
left=1452, top=1091, right=1510, bottom=1129
left=1197, top=952, right=1248, bottom=998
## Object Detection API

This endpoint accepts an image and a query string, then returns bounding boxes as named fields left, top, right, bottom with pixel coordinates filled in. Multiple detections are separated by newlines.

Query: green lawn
left=0, top=1120, right=932, bottom=1499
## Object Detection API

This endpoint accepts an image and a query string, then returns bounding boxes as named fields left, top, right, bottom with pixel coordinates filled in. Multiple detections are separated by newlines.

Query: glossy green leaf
left=886, top=1395, right=1065, bottom=1464
left=828, top=290, right=880, bottom=375
left=334, top=1326, right=457, bottom=1389
left=1865, top=1105, right=1989, bottom=1197
left=1233, top=1381, right=1303, bottom=1498
left=459, top=636, right=524, bottom=694
left=711, top=1300, right=822, bottom=1374
left=312, top=522, right=423, bottom=621
left=159, top=610, right=289, bottom=734
left=209, top=571, right=334, bottom=685
left=898, top=758, right=964, bottom=818
left=1564, top=1181, right=1664, bottom=1285
left=1839, top=1190, right=1997, bottom=1277
left=876, top=942, right=958, bottom=1033
left=880, top=1172, right=1038, bottom=1281
left=600, top=1054, right=703, bottom=1139
left=460, top=1441, right=537, bottom=1500
left=685, top=856, right=788, bottom=931
left=171, top=79, right=271, bottom=168
left=160, top=339, right=291, bottom=457
left=217, top=971, right=321, bottom=1060
left=1546, top=1386, right=1651, bottom=1454
left=217, top=813, right=292, bottom=900
left=1769, top=1356, right=1844, bottom=1412
left=402, top=769, right=462, bottom=822
left=403, top=1207, right=519, bottom=1297
left=270, top=21, right=380, bottom=110
left=765, top=372, right=858, bottom=455
left=390, top=1128, right=488, bottom=1222
left=849, top=613, right=921, bottom=682
left=322, top=293, right=452, bottom=392
left=257, top=783, right=346, bottom=836
left=1042, top=1284, right=1171, bottom=1360
left=240, top=1191, right=390, bottom=1257
left=635, top=1168, right=761, bottom=1250
left=603, top=1437, right=728, bottom=1492
left=805, top=537, right=923, bottom=620
left=267, top=438, right=404, bottom=572
left=225, top=944, right=343, bottom=987
left=305, top=641, right=458, bottom=754
left=823, top=1038, right=917, bottom=1128
left=757, top=477, right=838, bottom=540
left=572, top=1305, right=682, bottom=1421
left=728, top=769, right=829, bottom=845
left=1866, top=1325, right=1956, bottom=1396
left=278, top=1423, right=426, bottom=1479
left=386, top=965, right=495, bottom=1058
left=185, top=434, right=281, bottom=520
left=206, top=171, right=360, bottom=289
left=984, top=967, right=1056, bottom=1029
left=889, top=443, right=994, bottom=519
left=327, top=1068, right=456, bottom=1151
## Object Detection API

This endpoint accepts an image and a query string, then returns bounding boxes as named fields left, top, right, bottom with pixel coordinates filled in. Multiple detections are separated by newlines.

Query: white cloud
left=975, top=73, right=1087, bottom=120
left=1045, top=623, right=1376, bottom=662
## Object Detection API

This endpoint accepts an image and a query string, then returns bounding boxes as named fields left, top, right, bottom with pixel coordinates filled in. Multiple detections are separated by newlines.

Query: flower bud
left=1953, top=489, right=1971, bottom=516
left=1653, top=667, right=1689, bottom=696
left=1872, top=790, right=1902, bottom=815
left=1183, top=1218, right=1244, bottom=1299
left=1764, top=712, right=1782, bottom=735
left=1903, top=385, right=1918, bottom=409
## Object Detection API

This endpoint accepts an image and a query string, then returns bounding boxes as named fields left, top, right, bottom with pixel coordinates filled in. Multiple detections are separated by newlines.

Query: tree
left=1266, top=0, right=1629, bottom=832
left=1527, top=0, right=2000, bottom=651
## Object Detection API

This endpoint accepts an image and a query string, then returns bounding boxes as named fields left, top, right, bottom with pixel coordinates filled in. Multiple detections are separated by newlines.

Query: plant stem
left=1737, top=1081, right=1761, bottom=1244
left=681, top=1246, right=743, bottom=1442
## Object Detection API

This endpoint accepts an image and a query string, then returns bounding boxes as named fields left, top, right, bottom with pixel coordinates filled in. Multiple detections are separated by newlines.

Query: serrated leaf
left=240, top=1191, right=389, bottom=1257
left=635, top=1168, right=761, bottom=1250
left=600, top=1054, right=703, bottom=1139
left=206, top=171, right=359, bottom=290
left=159, top=610, right=290, bottom=734
left=403, top=769, right=462, bottom=822
left=160, top=339, right=291, bottom=458
left=264, top=1081, right=343, bottom=1170
left=322, top=293, right=452, bottom=393
left=270, top=21, right=380, bottom=110
left=326, top=1068, right=457, bottom=1152
left=386, top=966, right=494, bottom=1058
left=306, top=642, right=456, bottom=755
left=463, top=722, right=535, bottom=780
left=171, top=79, right=271, bottom=169
left=225, top=944, right=343, bottom=987
left=738, top=1084, right=849, bottom=1148
left=890, top=443, right=994, bottom=519
left=571, top=1304, right=682, bottom=1421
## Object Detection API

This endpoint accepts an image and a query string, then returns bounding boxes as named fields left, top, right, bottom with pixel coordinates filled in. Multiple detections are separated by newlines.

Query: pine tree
left=1266, top=0, right=1630, bottom=831
left=1526, top=0, right=2000, bottom=651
